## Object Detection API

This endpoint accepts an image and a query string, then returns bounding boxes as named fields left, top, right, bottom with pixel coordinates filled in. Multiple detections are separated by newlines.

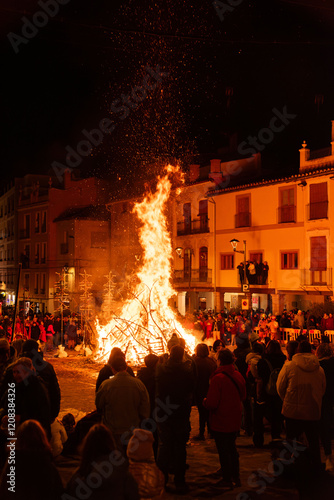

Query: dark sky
left=1, top=0, right=334, bottom=190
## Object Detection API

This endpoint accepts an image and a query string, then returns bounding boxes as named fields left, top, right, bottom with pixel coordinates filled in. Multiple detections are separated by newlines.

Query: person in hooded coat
left=277, top=340, right=326, bottom=471
left=203, top=348, right=246, bottom=488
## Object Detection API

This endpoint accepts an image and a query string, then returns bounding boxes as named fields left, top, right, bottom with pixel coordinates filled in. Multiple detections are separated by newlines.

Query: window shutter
left=198, top=200, right=208, bottom=215
left=310, top=236, right=327, bottom=270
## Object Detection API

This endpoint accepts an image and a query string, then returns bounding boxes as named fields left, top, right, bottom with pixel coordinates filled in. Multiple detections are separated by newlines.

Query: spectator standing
left=66, top=319, right=77, bottom=349
left=316, top=343, right=334, bottom=471
left=277, top=340, right=326, bottom=471
left=95, top=356, right=150, bottom=450
left=96, top=347, right=135, bottom=392
left=0, top=357, right=51, bottom=438
left=204, top=349, right=246, bottom=488
left=155, top=345, right=195, bottom=494
left=192, top=343, right=217, bottom=440
left=20, top=339, right=61, bottom=421
left=293, top=310, right=305, bottom=330
left=254, top=341, right=286, bottom=447
left=262, top=261, right=269, bottom=284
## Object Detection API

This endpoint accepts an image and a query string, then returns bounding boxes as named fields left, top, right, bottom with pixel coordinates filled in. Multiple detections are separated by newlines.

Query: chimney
left=189, top=164, right=199, bottom=182
left=210, top=159, right=221, bottom=173
left=299, top=141, right=310, bottom=171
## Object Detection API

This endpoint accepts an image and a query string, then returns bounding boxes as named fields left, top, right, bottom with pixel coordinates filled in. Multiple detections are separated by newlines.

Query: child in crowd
left=127, top=428, right=165, bottom=499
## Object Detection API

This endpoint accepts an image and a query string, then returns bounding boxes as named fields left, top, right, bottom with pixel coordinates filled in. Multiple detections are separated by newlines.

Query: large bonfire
left=94, top=165, right=196, bottom=364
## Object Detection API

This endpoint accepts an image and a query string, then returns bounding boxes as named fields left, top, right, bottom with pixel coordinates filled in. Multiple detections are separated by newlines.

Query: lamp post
left=230, top=239, right=251, bottom=310
left=208, top=197, right=217, bottom=313
left=175, top=247, right=194, bottom=313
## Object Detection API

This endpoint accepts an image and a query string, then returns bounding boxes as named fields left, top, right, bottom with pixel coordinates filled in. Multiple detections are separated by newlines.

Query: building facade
left=172, top=121, right=334, bottom=315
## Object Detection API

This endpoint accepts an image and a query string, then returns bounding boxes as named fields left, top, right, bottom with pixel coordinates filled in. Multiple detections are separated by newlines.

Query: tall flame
left=95, top=165, right=196, bottom=364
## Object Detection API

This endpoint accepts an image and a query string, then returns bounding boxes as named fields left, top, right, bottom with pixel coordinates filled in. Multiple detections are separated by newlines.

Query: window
left=199, top=247, right=208, bottom=281
left=281, top=251, right=298, bottom=269
left=279, top=187, right=296, bottom=223
left=309, top=183, right=328, bottom=220
left=236, top=195, right=250, bottom=227
left=221, top=253, right=234, bottom=270
left=24, top=214, right=30, bottom=236
left=198, top=200, right=208, bottom=231
left=310, top=236, right=327, bottom=284
left=41, top=211, right=47, bottom=233
left=41, top=273, right=46, bottom=294
left=183, top=203, right=191, bottom=232
left=35, top=212, right=40, bottom=233
left=41, top=243, right=47, bottom=264
left=183, top=248, right=192, bottom=280
left=34, top=274, right=39, bottom=294
left=35, top=243, right=40, bottom=264
left=91, top=232, right=107, bottom=248
left=249, top=252, right=263, bottom=264
left=310, top=236, right=327, bottom=270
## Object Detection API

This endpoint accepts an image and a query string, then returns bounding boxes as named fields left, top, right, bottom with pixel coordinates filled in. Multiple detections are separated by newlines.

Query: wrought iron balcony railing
left=173, top=268, right=212, bottom=283
left=177, top=217, right=209, bottom=236
left=300, top=268, right=332, bottom=286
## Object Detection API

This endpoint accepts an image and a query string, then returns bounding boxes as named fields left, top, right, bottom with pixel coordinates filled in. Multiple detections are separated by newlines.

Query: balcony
left=40, top=288, right=45, bottom=295
left=308, top=201, right=328, bottom=220
left=19, top=229, right=30, bottom=239
left=173, top=268, right=212, bottom=284
left=41, top=257, right=46, bottom=264
left=34, top=288, right=39, bottom=294
left=278, top=205, right=296, bottom=223
left=235, top=212, right=251, bottom=228
left=41, top=223, right=46, bottom=233
left=301, top=268, right=332, bottom=286
left=177, top=217, right=209, bottom=236
left=60, top=243, right=69, bottom=254
left=35, top=257, right=39, bottom=264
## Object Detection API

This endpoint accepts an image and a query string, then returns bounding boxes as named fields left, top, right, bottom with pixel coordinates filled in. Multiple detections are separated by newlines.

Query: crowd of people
left=193, top=307, right=334, bottom=346
left=0, top=311, right=81, bottom=352
left=0, top=307, right=333, bottom=498
left=237, top=260, right=269, bottom=285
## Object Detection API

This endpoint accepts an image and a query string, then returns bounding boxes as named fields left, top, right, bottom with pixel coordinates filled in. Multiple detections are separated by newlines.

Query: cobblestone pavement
left=48, top=351, right=333, bottom=500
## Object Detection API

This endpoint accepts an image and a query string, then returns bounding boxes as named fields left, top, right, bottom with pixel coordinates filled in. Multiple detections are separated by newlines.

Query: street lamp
left=175, top=247, right=194, bottom=312
left=230, top=239, right=247, bottom=287
left=208, top=197, right=216, bottom=313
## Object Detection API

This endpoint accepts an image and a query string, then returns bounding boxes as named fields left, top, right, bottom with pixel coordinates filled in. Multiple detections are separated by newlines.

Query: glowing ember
left=95, top=165, right=196, bottom=364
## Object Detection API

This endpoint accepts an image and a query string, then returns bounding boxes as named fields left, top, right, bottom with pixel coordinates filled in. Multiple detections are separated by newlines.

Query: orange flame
left=95, top=165, right=196, bottom=364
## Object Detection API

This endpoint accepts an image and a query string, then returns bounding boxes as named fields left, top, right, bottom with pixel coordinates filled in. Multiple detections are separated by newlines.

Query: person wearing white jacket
left=276, top=340, right=326, bottom=470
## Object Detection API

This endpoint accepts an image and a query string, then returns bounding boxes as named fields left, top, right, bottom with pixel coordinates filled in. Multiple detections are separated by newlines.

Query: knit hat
left=127, top=429, right=154, bottom=461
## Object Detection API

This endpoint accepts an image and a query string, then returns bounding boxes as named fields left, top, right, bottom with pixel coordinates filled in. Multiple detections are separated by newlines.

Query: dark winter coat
left=155, top=359, right=195, bottom=421
left=204, top=364, right=246, bottom=432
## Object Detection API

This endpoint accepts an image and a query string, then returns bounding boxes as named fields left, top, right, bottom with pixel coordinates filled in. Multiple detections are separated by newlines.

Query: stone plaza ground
left=47, top=351, right=334, bottom=500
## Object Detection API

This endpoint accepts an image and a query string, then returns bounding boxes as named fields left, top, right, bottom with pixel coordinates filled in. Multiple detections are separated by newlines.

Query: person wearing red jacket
left=203, top=348, right=246, bottom=489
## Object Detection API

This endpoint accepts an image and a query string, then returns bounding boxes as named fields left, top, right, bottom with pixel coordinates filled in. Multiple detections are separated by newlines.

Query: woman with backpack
left=253, top=340, right=286, bottom=447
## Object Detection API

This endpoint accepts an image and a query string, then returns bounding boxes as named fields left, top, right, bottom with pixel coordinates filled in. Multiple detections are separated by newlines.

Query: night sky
left=1, top=0, right=334, bottom=191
